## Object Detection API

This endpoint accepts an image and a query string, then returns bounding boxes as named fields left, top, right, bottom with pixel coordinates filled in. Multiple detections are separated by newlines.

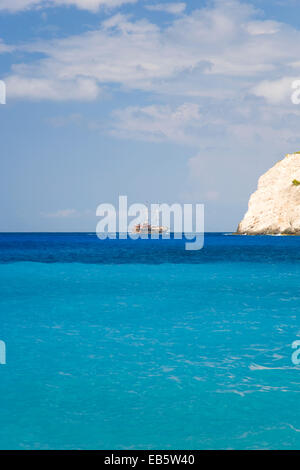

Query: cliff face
left=237, top=153, right=300, bottom=235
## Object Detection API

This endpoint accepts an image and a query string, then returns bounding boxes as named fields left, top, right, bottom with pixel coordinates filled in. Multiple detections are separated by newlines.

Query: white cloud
left=5, top=0, right=300, bottom=103
left=246, top=20, right=280, bottom=36
left=252, top=77, right=296, bottom=104
left=0, top=0, right=41, bottom=12
left=2, top=0, right=300, bottom=168
left=0, top=39, right=14, bottom=53
left=110, top=103, right=202, bottom=144
left=145, top=2, right=186, bottom=15
left=54, top=0, right=138, bottom=13
left=42, top=209, right=80, bottom=218
left=108, top=92, right=300, bottom=152
left=4, top=0, right=300, bottom=157
left=0, top=0, right=138, bottom=13
left=6, top=75, right=100, bottom=101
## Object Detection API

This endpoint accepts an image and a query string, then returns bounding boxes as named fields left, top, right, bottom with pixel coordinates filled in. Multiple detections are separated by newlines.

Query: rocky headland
left=237, top=152, right=300, bottom=235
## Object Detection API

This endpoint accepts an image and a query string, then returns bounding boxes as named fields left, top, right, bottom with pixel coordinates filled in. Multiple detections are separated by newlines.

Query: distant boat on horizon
left=132, top=221, right=169, bottom=234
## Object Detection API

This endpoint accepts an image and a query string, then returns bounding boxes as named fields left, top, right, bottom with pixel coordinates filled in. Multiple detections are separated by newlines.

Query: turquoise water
left=0, top=233, right=300, bottom=449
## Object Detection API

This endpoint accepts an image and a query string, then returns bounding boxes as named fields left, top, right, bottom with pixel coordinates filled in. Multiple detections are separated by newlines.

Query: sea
left=0, top=232, right=300, bottom=450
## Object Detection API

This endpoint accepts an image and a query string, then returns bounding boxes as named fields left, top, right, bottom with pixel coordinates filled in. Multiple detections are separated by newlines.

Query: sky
left=1, top=0, right=300, bottom=232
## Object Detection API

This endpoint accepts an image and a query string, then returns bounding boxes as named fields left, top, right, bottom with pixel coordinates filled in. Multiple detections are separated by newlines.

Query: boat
left=132, top=221, right=168, bottom=234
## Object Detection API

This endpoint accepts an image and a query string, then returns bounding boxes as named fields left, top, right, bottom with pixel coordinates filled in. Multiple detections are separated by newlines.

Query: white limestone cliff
left=237, top=153, right=300, bottom=235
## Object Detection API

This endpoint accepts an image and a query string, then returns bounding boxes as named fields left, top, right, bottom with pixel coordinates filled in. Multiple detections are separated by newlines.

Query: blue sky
left=1, top=0, right=300, bottom=231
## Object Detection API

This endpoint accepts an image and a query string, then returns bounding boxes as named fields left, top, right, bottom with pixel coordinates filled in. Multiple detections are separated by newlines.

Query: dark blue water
left=1, top=232, right=300, bottom=264
left=0, top=233, right=300, bottom=449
